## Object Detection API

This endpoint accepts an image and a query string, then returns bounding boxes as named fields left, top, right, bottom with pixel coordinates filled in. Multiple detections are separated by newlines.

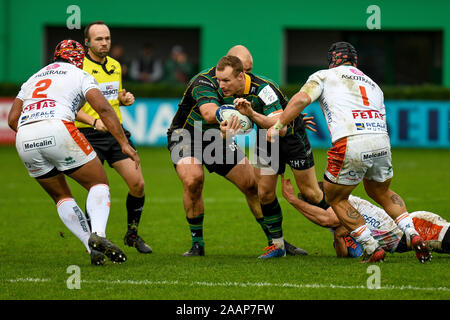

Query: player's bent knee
left=238, top=178, right=258, bottom=197
left=258, top=189, right=276, bottom=204
left=183, top=176, right=204, bottom=196
left=130, top=179, right=145, bottom=195
left=302, top=188, right=323, bottom=204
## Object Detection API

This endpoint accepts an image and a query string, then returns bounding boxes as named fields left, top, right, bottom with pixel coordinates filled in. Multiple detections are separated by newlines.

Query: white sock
left=395, top=212, right=418, bottom=239
left=350, top=225, right=378, bottom=255
left=57, top=198, right=91, bottom=252
left=86, top=184, right=110, bottom=238
left=272, top=237, right=285, bottom=249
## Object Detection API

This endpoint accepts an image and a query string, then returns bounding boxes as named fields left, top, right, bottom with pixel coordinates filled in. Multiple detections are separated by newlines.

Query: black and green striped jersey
left=167, top=67, right=223, bottom=135
left=167, top=67, right=304, bottom=137
left=222, top=73, right=302, bottom=137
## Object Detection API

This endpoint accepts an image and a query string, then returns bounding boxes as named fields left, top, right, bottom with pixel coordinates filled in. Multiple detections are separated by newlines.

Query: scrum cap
left=327, top=42, right=358, bottom=68
left=53, top=40, right=85, bottom=69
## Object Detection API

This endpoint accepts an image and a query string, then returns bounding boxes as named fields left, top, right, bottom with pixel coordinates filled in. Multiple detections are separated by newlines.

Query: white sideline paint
left=4, top=278, right=450, bottom=292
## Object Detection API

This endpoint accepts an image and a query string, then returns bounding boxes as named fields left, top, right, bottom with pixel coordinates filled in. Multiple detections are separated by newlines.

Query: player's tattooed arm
left=346, top=206, right=360, bottom=220
left=390, top=194, right=404, bottom=207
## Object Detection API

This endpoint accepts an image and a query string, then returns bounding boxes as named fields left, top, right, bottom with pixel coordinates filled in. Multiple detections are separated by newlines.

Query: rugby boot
left=360, top=246, right=385, bottom=263
left=284, top=240, right=308, bottom=256
left=88, top=233, right=127, bottom=264
left=258, top=244, right=286, bottom=259
left=124, top=228, right=153, bottom=254
left=182, top=242, right=205, bottom=256
left=90, top=249, right=106, bottom=266
left=411, top=235, right=432, bottom=263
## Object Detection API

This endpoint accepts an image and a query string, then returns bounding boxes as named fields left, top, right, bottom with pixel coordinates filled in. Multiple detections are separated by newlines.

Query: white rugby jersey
left=348, top=195, right=403, bottom=253
left=305, top=65, right=387, bottom=143
left=16, top=62, right=99, bottom=128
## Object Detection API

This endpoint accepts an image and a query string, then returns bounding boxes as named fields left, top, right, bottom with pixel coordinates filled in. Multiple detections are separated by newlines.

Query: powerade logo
left=35, top=70, right=67, bottom=78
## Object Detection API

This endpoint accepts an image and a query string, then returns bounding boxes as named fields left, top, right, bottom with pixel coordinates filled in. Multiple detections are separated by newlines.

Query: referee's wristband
left=274, top=119, right=285, bottom=130
left=93, top=119, right=98, bottom=129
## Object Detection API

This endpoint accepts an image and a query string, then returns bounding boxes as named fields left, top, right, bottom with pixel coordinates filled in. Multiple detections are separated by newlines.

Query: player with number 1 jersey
left=268, top=42, right=431, bottom=263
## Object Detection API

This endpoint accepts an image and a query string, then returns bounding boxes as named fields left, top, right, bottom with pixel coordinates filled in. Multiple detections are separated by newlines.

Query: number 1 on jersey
left=359, top=85, right=370, bottom=106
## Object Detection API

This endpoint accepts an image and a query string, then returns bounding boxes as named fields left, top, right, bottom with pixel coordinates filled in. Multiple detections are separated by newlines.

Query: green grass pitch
left=0, top=146, right=449, bottom=300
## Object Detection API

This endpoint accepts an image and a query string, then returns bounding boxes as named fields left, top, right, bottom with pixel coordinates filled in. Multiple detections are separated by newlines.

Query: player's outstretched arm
left=86, top=88, right=140, bottom=168
left=7, top=98, right=23, bottom=132
left=281, top=175, right=340, bottom=228
left=278, top=91, right=312, bottom=127
left=267, top=81, right=321, bottom=142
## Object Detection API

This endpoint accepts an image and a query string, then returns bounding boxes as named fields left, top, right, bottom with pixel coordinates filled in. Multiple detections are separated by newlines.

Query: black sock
left=304, top=192, right=330, bottom=210
left=257, top=217, right=273, bottom=245
left=261, top=198, right=283, bottom=239
left=187, top=214, right=204, bottom=247
left=316, top=194, right=330, bottom=210
left=127, top=193, right=145, bottom=230
left=442, top=229, right=450, bottom=253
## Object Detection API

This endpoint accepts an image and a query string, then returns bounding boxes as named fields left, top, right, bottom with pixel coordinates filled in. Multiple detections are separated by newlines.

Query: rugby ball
left=216, top=104, right=253, bottom=134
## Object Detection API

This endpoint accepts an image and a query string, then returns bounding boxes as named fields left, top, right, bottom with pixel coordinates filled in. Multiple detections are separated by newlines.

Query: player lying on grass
left=281, top=176, right=449, bottom=259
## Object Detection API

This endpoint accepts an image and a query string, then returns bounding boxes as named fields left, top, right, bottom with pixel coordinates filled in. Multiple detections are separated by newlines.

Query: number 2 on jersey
left=32, top=79, right=52, bottom=98
left=359, top=85, right=370, bottom=106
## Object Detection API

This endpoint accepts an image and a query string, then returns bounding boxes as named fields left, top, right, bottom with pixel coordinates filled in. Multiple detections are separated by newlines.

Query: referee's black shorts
left=78, top=126, right=136, bottom=167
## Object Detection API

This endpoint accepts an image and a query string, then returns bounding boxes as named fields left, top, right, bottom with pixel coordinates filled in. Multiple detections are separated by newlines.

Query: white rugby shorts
left=325, top=133, right=393, bottom=185
left=16, top=119, right=97, bottom=178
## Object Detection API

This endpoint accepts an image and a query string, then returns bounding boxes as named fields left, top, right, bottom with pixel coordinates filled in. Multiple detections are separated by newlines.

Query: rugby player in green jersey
left=167, top=51, right=307, bottom=257
left=216, top=56, right=329, bottom=258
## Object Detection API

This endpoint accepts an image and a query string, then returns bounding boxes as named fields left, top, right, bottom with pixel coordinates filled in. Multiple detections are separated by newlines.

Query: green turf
left=0, top=146, right=449, bottom=300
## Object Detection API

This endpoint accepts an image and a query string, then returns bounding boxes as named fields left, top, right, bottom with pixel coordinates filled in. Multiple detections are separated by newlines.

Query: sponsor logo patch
left=258, top=85, right=278, bottom=105
left=23, top=136, right=56, bottom=151
left=99, top=81, right=119, bottom=100
left=361, top=148, right=388, bottom=161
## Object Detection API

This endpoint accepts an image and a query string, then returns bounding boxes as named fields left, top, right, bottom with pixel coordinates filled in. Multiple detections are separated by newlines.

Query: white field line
left=3, top=278, right=450, bottom=292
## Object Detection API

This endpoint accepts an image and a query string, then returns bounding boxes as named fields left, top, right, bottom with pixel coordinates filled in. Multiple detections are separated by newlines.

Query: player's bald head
left=227, top=45, right=253, bottom=72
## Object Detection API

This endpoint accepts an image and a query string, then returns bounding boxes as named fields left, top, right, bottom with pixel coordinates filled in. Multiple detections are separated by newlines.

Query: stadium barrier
left=120, top=99, right=450, bottom=148
left=1, top=98, right=449, bottom=148
left=0, top=98, right=16, bottom=144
